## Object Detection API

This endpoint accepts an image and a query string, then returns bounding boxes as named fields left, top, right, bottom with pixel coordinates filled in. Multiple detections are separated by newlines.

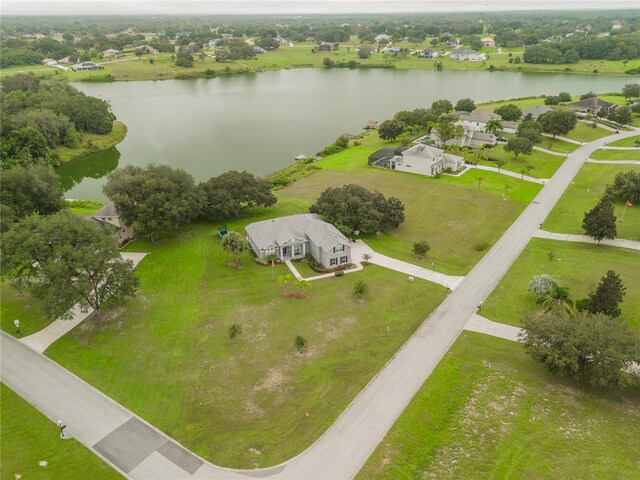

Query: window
left=330, top=258, right=338, bottom=266
left=340, top=256, right=348, bottom=264
left=333, top=245, right=344, bottom=253
left=294, top=244, right=302, bottom=256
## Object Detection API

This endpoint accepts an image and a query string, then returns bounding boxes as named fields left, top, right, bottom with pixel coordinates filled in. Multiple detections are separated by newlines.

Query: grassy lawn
left=0, top=284, right=51, bottom=337
left=66, top=199, right=106, bottom=215
left=538, top=137, right=580, bottom=153
left=56, top=121, right=127, bottom=163
left=357, top=332, right=640, bottom=480
left=482, top=238, right=640, bottom=330
left=280, top=134, right=541, bottom=275
left=606, top=135, right=640, bottom=147
left=46, top=216, right=447, bottom=469
left=563, top=121, right=611, bottom=143
left=0, top=384, right=124, bottom=480
left=543, top=163, right=640, bottom=241
left=484, top=144, right=565, bottom=178
left=590, top=148, right=640, bottom=161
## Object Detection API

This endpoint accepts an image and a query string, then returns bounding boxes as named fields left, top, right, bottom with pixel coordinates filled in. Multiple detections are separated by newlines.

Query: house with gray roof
left=386, top=144, right=464, bottom=177
left=77, top=204, right=134, bottom=246
left=522, top=105, right=553, bottom=120
left=457, top=109, right=501, bottom=132
left=245, top=214, right=351, bottom=269
left=568, top=97, right=620, bottom=115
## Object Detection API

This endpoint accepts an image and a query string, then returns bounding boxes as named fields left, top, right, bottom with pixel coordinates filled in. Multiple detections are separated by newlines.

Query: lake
left=64, top=69, right=632, bottom=200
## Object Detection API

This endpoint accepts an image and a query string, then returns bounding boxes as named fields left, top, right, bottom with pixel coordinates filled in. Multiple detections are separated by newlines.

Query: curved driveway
left=1, top=128, right=638, bottom=480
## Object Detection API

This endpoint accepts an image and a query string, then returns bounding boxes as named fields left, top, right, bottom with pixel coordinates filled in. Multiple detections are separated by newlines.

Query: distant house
left=568, top=97, right=620, bottom=115
left=42, top=58, right=58, bottom=66
left=103, top=49, right=121, bottom=58
left=418, top=49, right=439, bottom=58
left=135, top=45, right=159, bottom=54
left=253, top=45, right=268, bottom=54
left=78, top=204, right=134, bottom=246
left=501, top=121, right=519, bottom=134
left=381, top=47, right=402, bottom=55
left=443, top=110, right=471, bottom=120
left=450, top=48, right=485, bottom=61
left=318, top=42, right=333, bottom=52
left=481, top=37, right=496, bottom=48
left=71, top=62, right=104, bottom=71
left=431, top=126, right=496, bottom=148
left=373, top=144, right=463, bottom=177
left=374, top=34, right=392, bottom=43
left=522, top=105, right=553, bottom=120
left=612, top=20, right=622, bottom=30
left=457, top=109, right=501, bottom=132
left=246, top=214, right=351, bottom=269
left=57, top=56, right=71, bottom=64
left=208, top=38, right=223, bottom=48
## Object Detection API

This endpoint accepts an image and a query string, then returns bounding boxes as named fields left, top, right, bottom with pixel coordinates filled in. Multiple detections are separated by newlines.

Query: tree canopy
left=582, top=198, right=617, bottom=243
left=537, top=110, right=577, bottom=138
left=103, top=164, right=200, bottom=241
left=494, top=104, right=522, bottom=121
left=604, top=170, right=640, bottom=204
left=378, top=119, right=405, bottom=141
left=454, top=98, right=476, bottom=112
left=310, top=184, right=405, bottom=235
left=1, top=212, right=139, bottom=319
left=584, top=270, right=626, bottom=318
left=199, top=170, right=276, bottom=220
left=520, top=310, right=640, bottom=390
left=504, top=137, right=533, bottom=159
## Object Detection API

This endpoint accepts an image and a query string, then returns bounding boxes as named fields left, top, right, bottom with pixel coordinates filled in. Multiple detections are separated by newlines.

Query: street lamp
left=57, top=420, right=67, bottom=438
left=14, top=319, right=22, bottom=337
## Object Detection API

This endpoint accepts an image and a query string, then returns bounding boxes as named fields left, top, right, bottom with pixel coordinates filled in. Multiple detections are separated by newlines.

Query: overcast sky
left=2, top=0, right=636, bottom=16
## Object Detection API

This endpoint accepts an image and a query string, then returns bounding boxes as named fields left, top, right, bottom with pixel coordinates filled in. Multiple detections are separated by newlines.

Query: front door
left=282, top=246, right=290, bottom=257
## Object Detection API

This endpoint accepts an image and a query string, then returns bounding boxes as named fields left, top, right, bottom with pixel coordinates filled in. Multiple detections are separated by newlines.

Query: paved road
left=1, top=128, right=637, bottom=480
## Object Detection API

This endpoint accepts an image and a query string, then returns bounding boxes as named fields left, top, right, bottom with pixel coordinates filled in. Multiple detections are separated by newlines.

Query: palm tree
left=485, top=119, right=503, bottom=135
left=221, top=231, right=250, bottom=268
left=495, top=158, right=506, bottom=172
left=476, top=176, right=485, bottom=189
left=541, top=282, right=575, bottom=315
left=278, top=274, right=293, bottom=295
left=295, top=280, right=311, bottom=297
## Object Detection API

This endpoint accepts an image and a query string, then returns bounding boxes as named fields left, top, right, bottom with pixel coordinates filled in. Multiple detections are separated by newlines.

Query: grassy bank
left=56, top=120, right=127, bottom=163
left=0, top=384, right=124, bottom=480
left=543, top=163, right=640, bottom=240
left=482, top=238, right=640, bottom=330
left=357, top=332, right=640, bottom=480
left=590, top=148, right=640, bottom=161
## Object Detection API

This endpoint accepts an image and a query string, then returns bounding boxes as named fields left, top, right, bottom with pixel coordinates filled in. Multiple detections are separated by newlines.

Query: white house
left=612, top=21, right=622, bottom=30
left=430, top=126, right=496, bottom=148
left=457, top=110, right=501, bottom=132
left=501, top=121, right=519, bottom=134
left=375, top=34, right=392, bottom=43
left=450, top=48, right=486, bottom=61
left=245, top=214, right=351, bottom=269
left=481, top=37, right=496, bottom=48
left=42, top=58, right=58, bottom=66
left=387, top=144, right=464, bottom=177
left=418, top=49, right=439, bottom=58
left=103, top=49, right=121, bottom=58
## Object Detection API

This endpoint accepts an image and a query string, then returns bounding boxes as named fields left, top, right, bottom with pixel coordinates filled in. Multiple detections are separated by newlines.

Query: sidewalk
left=533, top=145, right=567, bottom=157
left=464, top=314, right=522, bottom=341
left=586, top=159, right=640, bottom=165
left=20, top=253, right=147, bottom=353
left=471, top=164, right=548, bottom=184
left=533, top=229, right=640, bottom=251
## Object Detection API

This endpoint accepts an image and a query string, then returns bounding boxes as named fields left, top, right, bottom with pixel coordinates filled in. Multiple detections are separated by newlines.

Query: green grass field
left=484, top=144, right=565, bottom=178
left=357, top=332, right=640, bottom=480
left=543, top=163, right=640, bottom=240
left=56, top=121, right=127, bottom=163
left=563, top=122, right=611, bottom=143
left=590, top=148, right=640, bottom=161
left=45, top=217, right=447, bottom=468
left=0, top=384, right=124, bottom=479
left=279, top=132, right=541, bottom=275
left=482, top=238, right=640, bottom=330
left=1, top=285, right=51, bottom=337
left=538, top=136, right=580, bottom=153
left=606, top=135, right=640, bottom=147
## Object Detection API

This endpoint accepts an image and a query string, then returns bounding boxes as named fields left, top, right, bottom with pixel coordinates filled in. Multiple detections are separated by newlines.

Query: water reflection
left=56, top=148, right=120, bottom=192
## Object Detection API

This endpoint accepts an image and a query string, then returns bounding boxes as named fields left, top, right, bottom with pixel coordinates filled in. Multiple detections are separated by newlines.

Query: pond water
left=66, top=69, right=631, bottom=200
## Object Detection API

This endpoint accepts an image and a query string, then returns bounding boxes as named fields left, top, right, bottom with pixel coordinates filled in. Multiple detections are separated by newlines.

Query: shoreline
left=56, top=120, right=127, bottom=164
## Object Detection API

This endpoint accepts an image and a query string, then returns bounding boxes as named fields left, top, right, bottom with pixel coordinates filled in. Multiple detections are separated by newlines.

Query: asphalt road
left=1, top=128, right=637, bottom=480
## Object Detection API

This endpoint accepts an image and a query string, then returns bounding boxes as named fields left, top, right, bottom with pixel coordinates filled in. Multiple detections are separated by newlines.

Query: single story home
left=208, top=38, right=223, bottom=47
left=501, top=121, right=519, bottom=134
left=253, top=46, right=268, bottom=54
left=71, top=62, right=104, bottom=71
left=103, top=49, right=121, bottom=58
left=418, top=49, right=439, bottom=58
left=135, top=45, right=159, bottom=54
left=522, top=105, right=553, bottom=120
left=457, top=109, right=501, bottom=132
left=246, top=214, right=351, bottom=269
left=381, top=47, right=402, bottom=55
left=481, top=37, right=496, bottom=48
left=318, top=42, right=333, bottom=52
left=386, top=144, right=464, bottom=177
left=375, top=34, right=392, bottom=43
left=450, top=48, right=485, bottom=61
left=568, top=97, right=620, bottom=115
left=78, top=204, right=134, bottom=246
left=58, top=56, right=71, bottom=64
left=42, top=58, right=58, bottom=66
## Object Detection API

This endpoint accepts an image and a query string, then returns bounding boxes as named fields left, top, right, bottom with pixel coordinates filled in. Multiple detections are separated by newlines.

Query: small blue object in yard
left=217, top=226, right=228, bottom=238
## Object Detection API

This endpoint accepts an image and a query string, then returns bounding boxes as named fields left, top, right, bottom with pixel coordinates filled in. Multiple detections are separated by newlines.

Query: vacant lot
left=482, top=238, right=640, bottom=330
left=543, top=163, right=640, bottom=240
left=606, top=135, right=640, bottom=148
left=563, top=121, right=611, bottom=143
left=485, top=144, right=565, bottom=178
left=47, top=217, right=446, bottom=468
left=590, top=149, right=640, bottom=161
left=0, top=384, right=123, bottom=480
left=357, top=332, right=640, bottom=480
